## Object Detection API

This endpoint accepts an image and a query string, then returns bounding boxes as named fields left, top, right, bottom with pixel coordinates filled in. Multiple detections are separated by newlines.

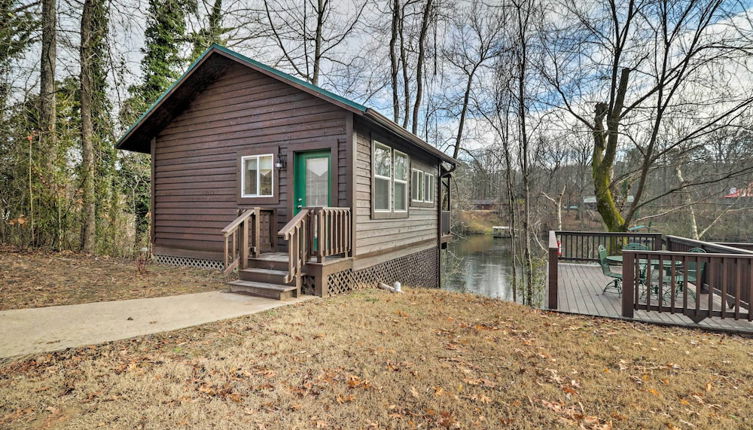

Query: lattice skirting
left=154, top=254, right=224, bottom=271
left=326, top=247, right=439, bottom=296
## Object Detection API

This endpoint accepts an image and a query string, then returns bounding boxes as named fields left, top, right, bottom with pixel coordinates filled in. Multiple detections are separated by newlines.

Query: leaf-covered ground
left=0, top=247, right=226, bottom=310
left=1, top=288, right=752, bottom=429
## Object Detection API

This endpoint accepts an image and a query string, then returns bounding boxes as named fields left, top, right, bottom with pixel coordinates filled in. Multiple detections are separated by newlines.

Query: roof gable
left=116, top=44, right=455, bottom=164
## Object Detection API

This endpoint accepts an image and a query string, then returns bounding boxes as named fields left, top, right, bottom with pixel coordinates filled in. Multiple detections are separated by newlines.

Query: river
left=441, top=235, right=516, bottom=300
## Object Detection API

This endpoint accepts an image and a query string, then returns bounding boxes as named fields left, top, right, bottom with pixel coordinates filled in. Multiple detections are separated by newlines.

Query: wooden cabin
left=116, top=44, right=456, bottom=299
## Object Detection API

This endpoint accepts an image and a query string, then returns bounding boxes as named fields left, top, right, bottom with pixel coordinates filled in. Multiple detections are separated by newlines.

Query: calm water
left=441, top=235, right=515, bottom=300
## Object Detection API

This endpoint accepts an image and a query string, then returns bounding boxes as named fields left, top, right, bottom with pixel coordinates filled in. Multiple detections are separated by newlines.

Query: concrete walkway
left=0, top=292, right=315, bottom=358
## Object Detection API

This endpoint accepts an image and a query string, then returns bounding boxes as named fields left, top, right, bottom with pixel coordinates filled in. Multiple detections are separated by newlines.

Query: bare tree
left=543, top=0, right=753, bottom=231
left=445, top=0, right=503, bottom=159
left=410, top=0, right=433, bottom=134
left=262, top=0, right=367, bottom=85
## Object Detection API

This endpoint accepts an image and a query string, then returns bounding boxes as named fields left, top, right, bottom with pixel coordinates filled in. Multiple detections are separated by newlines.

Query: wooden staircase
left=227, top=253, right=300, bottom=300
left=221, top=207, right=351, bottom=300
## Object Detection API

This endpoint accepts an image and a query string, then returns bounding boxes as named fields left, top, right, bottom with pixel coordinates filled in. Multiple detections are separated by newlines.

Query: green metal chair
left=598, top=245, right=622, bottom=294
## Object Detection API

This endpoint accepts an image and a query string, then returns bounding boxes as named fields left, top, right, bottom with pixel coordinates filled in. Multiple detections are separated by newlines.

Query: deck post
left=622, top=251, right=635, bottom=318
left=240, top=217, right=249, bottom=270
left=253, top=207, right=261, bottom=257
left=547, top=231, right=558, bottom=310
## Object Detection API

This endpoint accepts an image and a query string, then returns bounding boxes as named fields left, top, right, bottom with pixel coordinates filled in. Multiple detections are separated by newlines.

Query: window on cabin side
left=411, top=169, right=434, bottom=205
left=374, top=143, right=392, bottom=211
left=411, top=169, right=423, bottom=202
left=242, top=154, right=274, bottom=198
left=425, top=173, right=434, bottom=203
left=393, top=151, right=408, bottom=211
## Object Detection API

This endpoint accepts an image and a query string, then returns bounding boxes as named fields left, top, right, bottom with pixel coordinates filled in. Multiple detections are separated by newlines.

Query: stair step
left=239, top=268, right=296, bottom=284
left=227, top=280, right=297, bottom=300
left=248, top=253, right=289, bottom=271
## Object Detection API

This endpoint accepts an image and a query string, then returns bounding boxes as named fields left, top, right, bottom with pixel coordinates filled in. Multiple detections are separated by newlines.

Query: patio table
left=605, top=255, right=683, bottom=267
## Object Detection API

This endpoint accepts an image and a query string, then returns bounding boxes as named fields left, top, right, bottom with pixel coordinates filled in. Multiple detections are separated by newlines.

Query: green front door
left=293, top=150, right=332, bottom=215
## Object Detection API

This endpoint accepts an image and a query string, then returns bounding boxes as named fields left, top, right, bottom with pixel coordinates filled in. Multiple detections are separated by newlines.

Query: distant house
left=723, top=184, right=753, bottom=199
left=470, top=199, right=497, bottom=210
left=583, top=195, right=634, bottom=209
left=116, top=44, right=457, bottom=299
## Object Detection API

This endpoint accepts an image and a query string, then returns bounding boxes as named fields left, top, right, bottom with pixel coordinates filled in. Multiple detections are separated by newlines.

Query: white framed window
left=373, top=142, right=392, bottom=212
left=393, top=150, right=409, bottom=212
left=425, top=173, right=434, bottom=203
left=411, top=168, right=423, bottom=202
left=241, top=154, right=274, bottom=198
left=411, top=169, right=435, bottom=204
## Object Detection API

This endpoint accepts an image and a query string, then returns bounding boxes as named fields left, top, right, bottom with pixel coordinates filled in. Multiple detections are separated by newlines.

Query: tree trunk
left=389, top=0, right=401, bottom=123
left=452, top=68, right=475, bottom=160
left=411, top=0, right=433, bottom=134
left=39, top=0, right=57, bottom=247
left=40, top=0, right=56, bottom=156
left=591, top=68, right=630, bottom=232
left=502, top=138, right=517, bottom=303
left=674, top=163, right=700, bottom=240
left=312, top=0, right=324, bottom=85
left=398, top=4, right=410, bottom=129
left=80, top=0, right=96, bottom=252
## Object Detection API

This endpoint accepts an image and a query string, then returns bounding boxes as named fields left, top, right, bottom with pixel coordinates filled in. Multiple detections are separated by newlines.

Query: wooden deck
left=552, top=263, right=753, bottom=334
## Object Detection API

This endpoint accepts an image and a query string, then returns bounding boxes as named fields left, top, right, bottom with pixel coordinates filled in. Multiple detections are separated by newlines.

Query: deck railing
left=621, top=250, right=753, bottom=322
left=278, top=209, right=310, bottom=284
left=311, top=207, right=352, bottom=262
left=547, top=230, right=753, bottom=323
left=555, top=230, right=663, bottom=262
left=277, top=207, right=352, bottom=284
left=221, top=208, right=261, bottom=274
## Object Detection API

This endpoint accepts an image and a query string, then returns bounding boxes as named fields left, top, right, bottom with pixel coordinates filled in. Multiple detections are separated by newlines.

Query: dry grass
left=0, top=247, right=226, bottom=310
left=2, top=288, right=753, bottom=429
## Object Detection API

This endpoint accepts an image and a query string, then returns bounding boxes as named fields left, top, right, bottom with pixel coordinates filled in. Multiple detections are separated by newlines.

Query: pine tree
left=189, top=0, right=226, bottom=60
left=120, top=0, right=195, bottom=247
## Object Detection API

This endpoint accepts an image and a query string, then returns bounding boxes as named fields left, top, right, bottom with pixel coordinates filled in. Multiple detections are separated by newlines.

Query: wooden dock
left=552, top=263, right=753, bottom=334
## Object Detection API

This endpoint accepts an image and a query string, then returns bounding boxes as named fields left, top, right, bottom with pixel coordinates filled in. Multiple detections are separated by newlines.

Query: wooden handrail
left=276, top=207, right=352, bottom=285
left=222, top=209, right=254, bottom=235
left=278, top=209, right=309, bottom=238
left=221, top=208, right=261, bottom=274
left=554, top=230, right=663, bottom=262
left=621, top=249, right=753, bottom=322
left=277, top=209, right=310, bottom=285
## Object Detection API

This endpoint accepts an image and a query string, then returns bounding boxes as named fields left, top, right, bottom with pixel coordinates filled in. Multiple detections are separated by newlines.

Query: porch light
left=276, top=153, right=287, bottom=169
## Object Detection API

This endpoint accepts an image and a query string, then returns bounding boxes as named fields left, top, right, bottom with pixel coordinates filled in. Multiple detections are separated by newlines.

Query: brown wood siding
left=353, top=118, right=439, bottom=257
left=153, top=63, right=349, bottom=254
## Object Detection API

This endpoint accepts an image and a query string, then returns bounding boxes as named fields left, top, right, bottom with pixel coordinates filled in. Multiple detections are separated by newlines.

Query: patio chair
left=598, top=245, right=622, bottom=294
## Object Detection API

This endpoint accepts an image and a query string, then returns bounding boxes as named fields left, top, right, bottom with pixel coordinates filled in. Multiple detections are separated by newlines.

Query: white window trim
left=411, top=168, right=423, bottom=202
left=425, top=172, right=434, bottom=203
left=373, top=142, right=392, bottom=212
left=240, top=154, right=274, bottom=198
left=393, top=150, right=409, bottom=212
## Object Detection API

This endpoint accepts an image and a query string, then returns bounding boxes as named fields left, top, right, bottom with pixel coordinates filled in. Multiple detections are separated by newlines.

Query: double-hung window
left=411, top=169, right=423, bottom=202
left=393, top=151, right=408, bottom=212
left=373, top=143, right=392, bottom=212
left=373, top=141, right=410, bottom=216
left=411, top=169, right=434, bottom=205
left=241, top=154, right=274, bottom=198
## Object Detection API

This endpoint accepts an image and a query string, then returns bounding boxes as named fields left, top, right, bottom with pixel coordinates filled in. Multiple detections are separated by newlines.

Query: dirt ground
left=0, top=247, right=226, bottom=310
left=1, top=287, right=752, bottom=429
